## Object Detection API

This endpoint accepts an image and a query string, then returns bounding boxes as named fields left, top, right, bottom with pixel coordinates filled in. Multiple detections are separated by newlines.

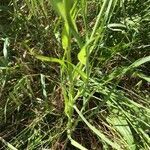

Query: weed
left=0, top=0, right=150, bottom=149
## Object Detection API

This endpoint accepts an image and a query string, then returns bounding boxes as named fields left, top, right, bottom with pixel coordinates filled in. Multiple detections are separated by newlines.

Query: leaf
left=77, top=38, right=94, bottom=65
left=108, top=23, right=126, bottom=31
left=72, top=64, right=87, bottom=81
left=68, top=135, right=88, bottom=150
left=51, top=0, right=82, bottom=47
left=0, top=137, right=18, bottom=150
left=62, top=22, right=70, bottom=51
left=34, top=54, right=66, bottom=67
left=23, top=43, right=65, bottom=66
left=102, top=55, right=150, bottom=85
left=3, top=38, right=9, bottom=59
left=74, top=105, right=121, bottom=150
left=129, top=55, right=150, bottom=69
left=50, top=0, right=66, bottom=20
left=40, top=74, right=47, bottom=100
left=78, top=45, right=87, bottom=65
left=138, top=74, right=150, bottom=82
left=107, top=116, right=136, bottom=150
left=133, top=72, right=150, bottom=83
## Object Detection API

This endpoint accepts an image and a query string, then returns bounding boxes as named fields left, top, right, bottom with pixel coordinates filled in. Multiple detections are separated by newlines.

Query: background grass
left=0, top=0, right=150, bottom=149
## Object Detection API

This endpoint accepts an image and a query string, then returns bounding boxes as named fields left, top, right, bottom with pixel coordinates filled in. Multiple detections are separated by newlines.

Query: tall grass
left=0, top=0, right=150, bottom=149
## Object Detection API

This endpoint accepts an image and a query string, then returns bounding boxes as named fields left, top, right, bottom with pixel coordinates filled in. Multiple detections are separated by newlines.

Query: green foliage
left=0, top=0, right=149, bottom=149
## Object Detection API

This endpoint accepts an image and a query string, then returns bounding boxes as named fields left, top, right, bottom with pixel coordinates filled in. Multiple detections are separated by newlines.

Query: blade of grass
left=73, top=105, right=121, bottom=150
left=0, top=137, right=18, bottom=150
left=68, top=135, right=88, bottom=150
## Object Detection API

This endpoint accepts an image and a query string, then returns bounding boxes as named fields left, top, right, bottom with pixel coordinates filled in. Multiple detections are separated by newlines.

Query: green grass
left=0, top=0, right=150, bottom=149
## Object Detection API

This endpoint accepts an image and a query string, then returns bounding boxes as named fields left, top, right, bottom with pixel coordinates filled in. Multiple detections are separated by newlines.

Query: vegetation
left=0, top=0, right=150, bottom=149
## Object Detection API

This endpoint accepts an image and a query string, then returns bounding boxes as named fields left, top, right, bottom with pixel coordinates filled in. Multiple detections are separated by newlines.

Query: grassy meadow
left=0, top=0, right=150, bottom=149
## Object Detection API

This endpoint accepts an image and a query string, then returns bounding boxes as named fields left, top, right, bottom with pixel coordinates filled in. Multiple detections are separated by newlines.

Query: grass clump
left=0, top=0, right=150, bottom=149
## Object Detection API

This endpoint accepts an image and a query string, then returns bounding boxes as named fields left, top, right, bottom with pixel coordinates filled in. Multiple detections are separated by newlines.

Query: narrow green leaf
left=78, top=45, right=87, bottom=65
left=0, top=137, right=18, bottom=150
left=3, top=38, right=9, bottom=59
left=108, top=23, right=126, bottom=31
left=107, top=116, right=136, bottom=150
left=62, top=22, right=70, bottom=51
left=74, top=105, right=121, bottom=150
left=108, top=23, right=126, bottom=28
left=34, top=54, right=66, bottom=67
left=68, top=135, right=88, bottom=150
left=40, top=74, right=47, bottom=100
left=129, top=55, right=150, bottom=69
left=50, top=0, right=66, bottom=20
left=138, top=73, right=150, bottom=82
